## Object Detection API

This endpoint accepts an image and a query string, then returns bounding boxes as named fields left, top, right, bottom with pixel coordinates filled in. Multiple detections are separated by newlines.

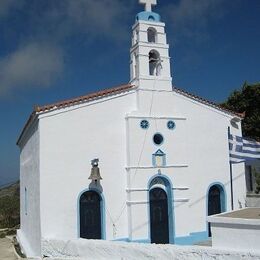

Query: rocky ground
left=0, top=237, right=19, bottom=260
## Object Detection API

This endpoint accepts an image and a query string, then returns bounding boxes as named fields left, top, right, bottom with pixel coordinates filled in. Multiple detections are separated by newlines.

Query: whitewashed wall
left=18, top=85, right=246, bottom=258
left=130, top=20, right=173, bottom=91
left=42, top=239, right=260, bottom=260
left=39, top=90, right=137, bottom=242
left=17, top=121, right=41, bottom=257
left=208, top=212, right=260, bottom=252
left=126, top=88, right=246, bottom=242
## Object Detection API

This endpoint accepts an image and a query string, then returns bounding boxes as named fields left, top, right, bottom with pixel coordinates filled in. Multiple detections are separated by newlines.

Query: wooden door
left=149, top=188, right=169, bottom=244
left=208, top=185, right=221, bottom=237
left=80, top=191, right=101, bottom=239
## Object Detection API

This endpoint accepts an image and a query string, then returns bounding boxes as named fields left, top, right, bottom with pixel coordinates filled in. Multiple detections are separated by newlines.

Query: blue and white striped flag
left=229, top=133, right=260, bottom=163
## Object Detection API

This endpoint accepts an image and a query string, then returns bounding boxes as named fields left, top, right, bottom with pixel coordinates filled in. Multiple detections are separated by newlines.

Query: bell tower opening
left=147, top=27, right=157, bottom=43
left=149, top=50, right=161, bottom=76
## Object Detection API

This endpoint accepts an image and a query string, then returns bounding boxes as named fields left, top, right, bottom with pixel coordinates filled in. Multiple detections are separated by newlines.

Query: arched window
left=207, top=184, right=226, bottom=236
left=134, top=53, right=138, bottom=78
left=147, top=27, right=157, bottom=43
left=148, top=15, right=155, bottom=21
left=132, top=30, right=138, bottom=45
left=149, top=50, right=162, bottom=76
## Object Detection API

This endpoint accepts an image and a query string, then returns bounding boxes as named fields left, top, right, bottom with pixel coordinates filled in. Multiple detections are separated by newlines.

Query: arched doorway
left=207, top=184, right=225, bottom=237
left=149, top=177, right=173, bottom=244
left=80, top=190, right=102, bottom=239
left=149, top=187, right=169, bottom=244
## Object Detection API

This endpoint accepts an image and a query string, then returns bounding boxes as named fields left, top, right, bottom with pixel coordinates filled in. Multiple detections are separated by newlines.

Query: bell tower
left=130, top=0, right=172, bottom=91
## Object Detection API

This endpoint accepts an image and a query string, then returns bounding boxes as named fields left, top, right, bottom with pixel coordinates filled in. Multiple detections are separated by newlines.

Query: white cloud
left=23, top=0, right=134, bottom=44
left=0, top=43, right=64, bottom=96
left=162, top=0, right=227, bottom=41
left=60, top=0, right=135, bottom=43
left=0, top=0, right=135, bottom=97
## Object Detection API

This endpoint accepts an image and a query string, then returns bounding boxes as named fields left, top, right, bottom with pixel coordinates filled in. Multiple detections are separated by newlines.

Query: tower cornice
left=130, top=42, right=169, bottom=52
left=132, top=20, right=165, bottom=30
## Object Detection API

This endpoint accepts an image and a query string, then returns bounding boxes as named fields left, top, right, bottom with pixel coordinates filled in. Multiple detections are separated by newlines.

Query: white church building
left=17, top=0, right=246, bottom=257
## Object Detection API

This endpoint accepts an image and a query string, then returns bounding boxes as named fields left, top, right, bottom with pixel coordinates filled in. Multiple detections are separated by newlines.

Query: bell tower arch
left=130, top=0, right=172, bottom=91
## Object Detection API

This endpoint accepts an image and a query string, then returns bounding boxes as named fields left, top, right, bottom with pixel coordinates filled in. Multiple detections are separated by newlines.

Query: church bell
left=88, top=159, right=102, bottom=182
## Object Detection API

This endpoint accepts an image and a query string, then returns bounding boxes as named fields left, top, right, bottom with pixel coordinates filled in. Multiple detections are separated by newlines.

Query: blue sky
left=0, top=0, right=259, bottom=186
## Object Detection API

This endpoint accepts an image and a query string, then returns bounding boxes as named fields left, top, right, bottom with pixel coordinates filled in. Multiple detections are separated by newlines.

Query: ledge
left=126, top=165, right=188, bottom=170
left=127, top=198, right=189, bottom=205
left=207, top=208, right=260, bottom=226
left=126, top=187, right=189, bottom=192
left=125, top=115, right=186, bottom=120
left=246, top=193, right=260, bottom=198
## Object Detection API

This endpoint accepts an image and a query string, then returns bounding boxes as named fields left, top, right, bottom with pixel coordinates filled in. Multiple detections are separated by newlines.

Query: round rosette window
left=167, top=120, right=176, bottom=130
left=153, top=133, right=164, bottom=145
left=140, top=120, right=149, bottom=129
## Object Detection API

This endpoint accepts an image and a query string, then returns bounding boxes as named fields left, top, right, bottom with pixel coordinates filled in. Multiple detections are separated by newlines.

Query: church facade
left=17, top=1, right=246, bottom=257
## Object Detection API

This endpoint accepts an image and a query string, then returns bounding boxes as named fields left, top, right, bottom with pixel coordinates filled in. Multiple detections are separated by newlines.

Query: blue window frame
left=140, top=120, right=149, bottom=129
left=25, top=187, right=28, bottom=215
left=152, top=149, right=166, bottom=167
left=167, top=121, right=176, bottom=130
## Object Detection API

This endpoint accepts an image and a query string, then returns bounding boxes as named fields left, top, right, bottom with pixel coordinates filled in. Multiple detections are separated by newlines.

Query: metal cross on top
left=139, top=0, right=157, bottom=12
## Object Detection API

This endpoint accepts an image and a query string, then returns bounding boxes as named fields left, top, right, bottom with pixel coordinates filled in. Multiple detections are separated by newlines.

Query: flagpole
left=228, top=127, right=234, bottom=210
left=229, top=161, right=234, bottom=210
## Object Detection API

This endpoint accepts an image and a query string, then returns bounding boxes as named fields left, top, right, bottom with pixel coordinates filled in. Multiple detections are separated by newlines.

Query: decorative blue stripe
left=229, top=134, right=260, bottom=148
left=229, top=133, right=260, bottom=162
left=24, top=187, right=28, bottom=215
left=230, top=154, right=246, bottom=159
left=243, top=143, right=260, bottom=148
left=175, top=231, right=208, bottom=245
left=230, top=153, right=258, bottom=160
left=113, top=238, right=129, bottom=242
left=131, top=239, right=150, bottom=243
left=235, top=145, right=243, bottom=152
left=128, top=232, right=208, bottom=245
left=242, top=149, right=260, bottom=155
left=236, top=136, right=243, bottom=142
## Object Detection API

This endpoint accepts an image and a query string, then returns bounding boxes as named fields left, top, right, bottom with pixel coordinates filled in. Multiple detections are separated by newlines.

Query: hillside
left=0, top=181, right=20, bottom=228
left=0, top=182, right=20, bottom=198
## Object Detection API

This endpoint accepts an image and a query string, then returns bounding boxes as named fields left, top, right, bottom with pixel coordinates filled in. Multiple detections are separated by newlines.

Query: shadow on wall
left=188, top=171, right=245, bottom=209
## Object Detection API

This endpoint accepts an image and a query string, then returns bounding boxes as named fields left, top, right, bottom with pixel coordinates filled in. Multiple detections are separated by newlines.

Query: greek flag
left=229, top=133, right=260, bottom=163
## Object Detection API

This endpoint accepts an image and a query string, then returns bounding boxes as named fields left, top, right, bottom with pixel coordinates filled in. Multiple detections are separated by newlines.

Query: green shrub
left=254, top=168, right=260, bottom=194
left=0, top=195, right=20, bottom=228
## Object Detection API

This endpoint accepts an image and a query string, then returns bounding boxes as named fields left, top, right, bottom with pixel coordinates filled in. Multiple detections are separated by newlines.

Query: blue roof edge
left=136, top=11, right=161, bottom=22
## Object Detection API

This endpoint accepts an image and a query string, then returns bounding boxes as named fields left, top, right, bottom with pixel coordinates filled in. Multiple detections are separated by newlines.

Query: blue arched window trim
left=77, top=188, right=106, bottom=240
left=206, top=182, right=227, bottom=235
left=147, top=174, right=175, bottom=244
